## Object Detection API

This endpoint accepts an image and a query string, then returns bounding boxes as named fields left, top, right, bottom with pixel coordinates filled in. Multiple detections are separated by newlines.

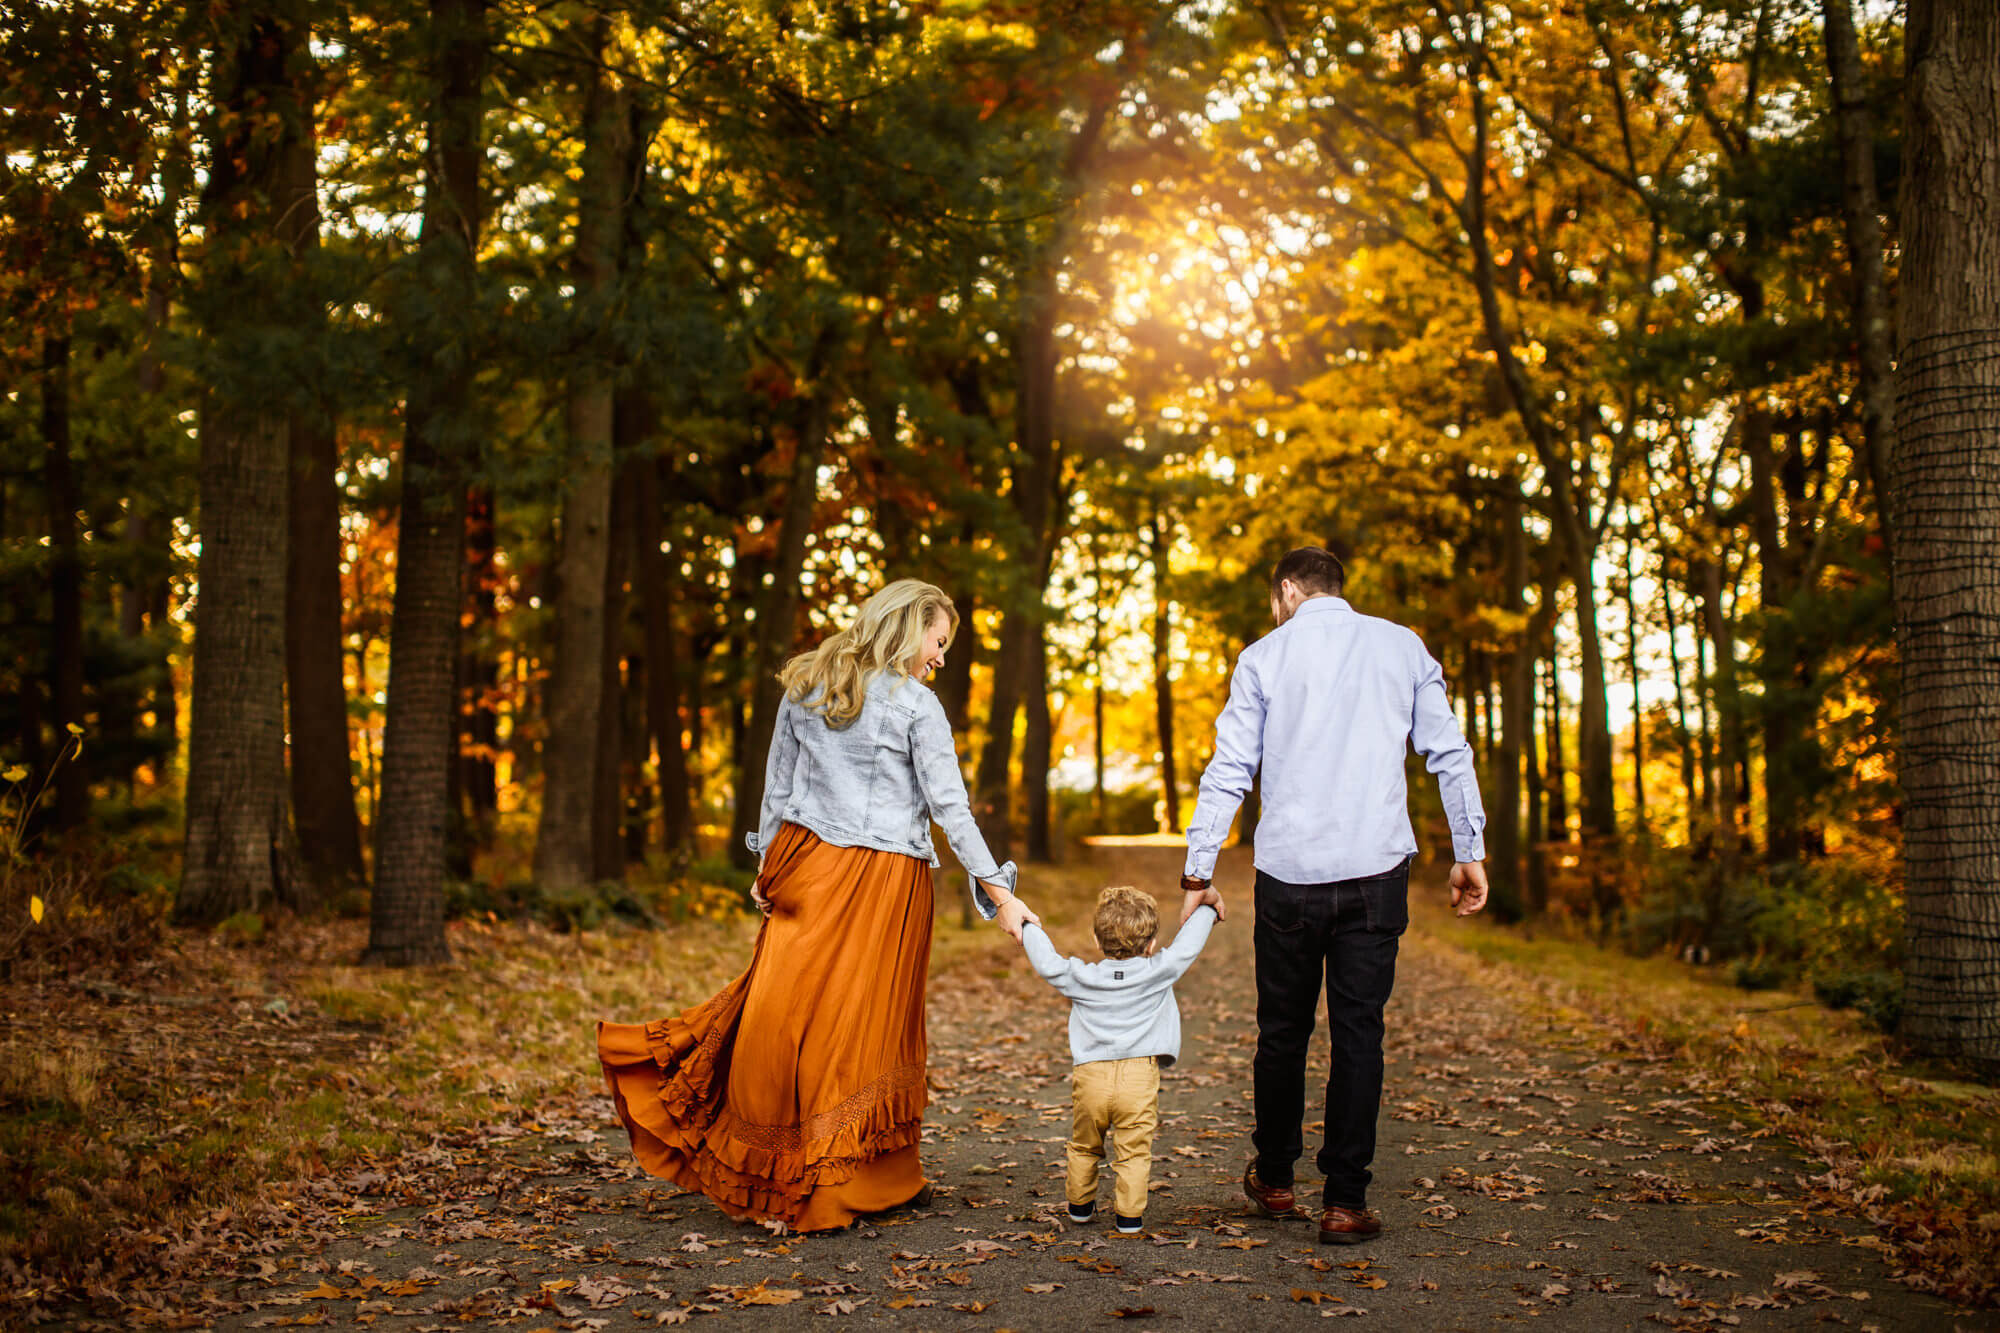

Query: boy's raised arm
left=1020, top=922, right=1078, bottom=993
left=1158, top=902, right=1218, bottom=978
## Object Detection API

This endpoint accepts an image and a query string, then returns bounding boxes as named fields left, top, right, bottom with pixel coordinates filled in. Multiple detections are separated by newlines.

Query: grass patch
left=1433, top=907, right=2000, bottom=1306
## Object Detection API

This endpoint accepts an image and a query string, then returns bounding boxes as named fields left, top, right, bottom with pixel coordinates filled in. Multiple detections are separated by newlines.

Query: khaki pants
left=1067, top=1056, right=1160, bottom=1219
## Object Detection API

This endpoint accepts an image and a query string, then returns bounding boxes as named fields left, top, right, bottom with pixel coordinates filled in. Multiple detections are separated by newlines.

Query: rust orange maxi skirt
left=597, top=823, right=933, bottom=1232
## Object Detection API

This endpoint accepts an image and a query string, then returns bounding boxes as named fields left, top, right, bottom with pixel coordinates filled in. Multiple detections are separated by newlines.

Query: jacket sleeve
left=1021, top=924, right=1079, bottom=996
left=1157, top=904, right=1217, bottom=980
left=909, top=689, right=1016, bottom=919
left=746, top=695, right=801, bottom=864
left=1410, top=637, right=1487, bottom=863
left=1183, top=649, right=1265, bottom=880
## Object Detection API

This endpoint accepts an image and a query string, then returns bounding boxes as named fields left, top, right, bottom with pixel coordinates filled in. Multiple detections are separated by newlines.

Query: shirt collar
left=1287, top=595, right=1351, bottom=622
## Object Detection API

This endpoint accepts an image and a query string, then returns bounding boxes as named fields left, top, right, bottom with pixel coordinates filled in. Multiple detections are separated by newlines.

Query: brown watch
left=1180, top=874, right=1211, bottom=894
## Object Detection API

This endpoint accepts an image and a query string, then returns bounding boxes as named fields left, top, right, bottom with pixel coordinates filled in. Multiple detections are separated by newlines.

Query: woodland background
left=5, top=0, right=1998, bottom=1062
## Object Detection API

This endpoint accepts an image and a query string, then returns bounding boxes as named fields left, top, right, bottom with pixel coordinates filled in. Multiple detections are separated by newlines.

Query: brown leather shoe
left=1243, top=1161, right=1297, bottom=1218
left=1318, top=1204, right=1382, bottom=1245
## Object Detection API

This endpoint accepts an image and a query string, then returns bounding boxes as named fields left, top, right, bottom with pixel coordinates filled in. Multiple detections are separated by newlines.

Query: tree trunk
left=462, top=484, right=500, bottom=836
left=43, top=334, right=87, bottom=832
left=1523, top=608, right=1549, bottom=914
left=1543, top=648, right=1569, bottom=843
left=281, top=90, right=365, bottom=892
left=368, top=0, right=487, bottom=963
left=728, top=372, right=832, bottom=870
left=178, top=2, right=305, bottom=924
left=534, top=21, right=625, bottom=891
left=933, top=582, right=976, bottom=731
left=1893, top=0, right=2000, bottom=1063
left=1620, top=538, right=1647, bottom=838
left=1661, top=572, right=1702, bottom=846
left=592, top=459, right=632, bottom=882
left=1696, top=558, right=1744, bottom=877
left=1023, top=626, right=1054, bottom=862
left=1492, top=491, right=1529, bottom=920
left=1822, top=0, right=1898, bottom=555
left=635, top=448, right=692, bottom=853
left=1148, top=514, right=1179, bottom=833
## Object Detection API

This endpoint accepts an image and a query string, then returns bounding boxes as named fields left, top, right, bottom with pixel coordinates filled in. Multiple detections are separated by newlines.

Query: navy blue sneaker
left=1066, top=1200, right=1096, bottom=1224
left=1115, top=1214, right=1144, bottom=1235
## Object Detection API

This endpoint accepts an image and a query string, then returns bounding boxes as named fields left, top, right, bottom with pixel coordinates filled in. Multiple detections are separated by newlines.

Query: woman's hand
left=750, top=879, right=772, bottom=916
left=994, top=896, right=1039, bottom=941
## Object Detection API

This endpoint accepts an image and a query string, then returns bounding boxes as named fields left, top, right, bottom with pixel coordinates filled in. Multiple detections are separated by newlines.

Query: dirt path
left=197, top=843, right=1993, bottom=1333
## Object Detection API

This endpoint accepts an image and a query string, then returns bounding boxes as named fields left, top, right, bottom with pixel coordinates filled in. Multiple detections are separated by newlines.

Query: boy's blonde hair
left=1093, top=886, right=1158, bottom=959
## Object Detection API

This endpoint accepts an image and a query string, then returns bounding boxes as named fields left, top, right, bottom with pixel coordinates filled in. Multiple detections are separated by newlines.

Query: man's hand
left=995, top=896, right=1039, bottom=942
left=1180, top=877, right=1226, bottom=925
left=1449, top=861, right=1489, bottom=917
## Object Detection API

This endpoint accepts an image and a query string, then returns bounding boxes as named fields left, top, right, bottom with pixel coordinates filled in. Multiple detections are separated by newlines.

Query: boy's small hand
left=1180, top=885, right=1225, bottom=924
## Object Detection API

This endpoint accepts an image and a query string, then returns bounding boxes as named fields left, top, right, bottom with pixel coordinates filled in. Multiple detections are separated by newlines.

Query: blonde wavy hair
left=779, top=579, right=959, bottom=728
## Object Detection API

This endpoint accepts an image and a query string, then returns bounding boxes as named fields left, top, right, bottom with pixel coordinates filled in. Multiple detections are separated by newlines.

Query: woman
left=597, top=579, right=1036, bottom=1232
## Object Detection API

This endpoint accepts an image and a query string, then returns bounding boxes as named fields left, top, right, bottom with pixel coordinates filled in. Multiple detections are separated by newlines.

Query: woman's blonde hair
left=779, top=579, right=958, bottom=728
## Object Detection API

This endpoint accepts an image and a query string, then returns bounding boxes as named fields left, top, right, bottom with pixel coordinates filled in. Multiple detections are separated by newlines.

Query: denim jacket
left=747, top=672, right=1015, bottom=919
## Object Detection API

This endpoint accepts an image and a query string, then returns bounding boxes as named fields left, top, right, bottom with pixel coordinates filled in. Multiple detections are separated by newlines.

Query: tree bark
left=1822, top=0, right=1898, bottom=555
left=43, top=334, right=87, bottom=831
left=1543, top=649, right=1569, bottom=844
left=177, top=1, right=306, bottom=924
left=535, top=27, right=627, bottom=890
left=369, top=0, right=487, bottom=963
left=1893, top=0, right=2000, bottom=1063
left=281, top=79, right=365, bottom=892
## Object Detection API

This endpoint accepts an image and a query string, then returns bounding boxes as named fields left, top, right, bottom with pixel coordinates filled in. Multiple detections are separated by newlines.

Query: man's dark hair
left=1271, top=546, right=1346, bottom=598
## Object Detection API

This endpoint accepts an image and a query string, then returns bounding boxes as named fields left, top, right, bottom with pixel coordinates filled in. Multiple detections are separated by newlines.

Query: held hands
left=993, top=895, right=1039, bottom=942
left=1179, top=876, right=1226, bottom=925
left=1449, top=861, right=1489, bottom=917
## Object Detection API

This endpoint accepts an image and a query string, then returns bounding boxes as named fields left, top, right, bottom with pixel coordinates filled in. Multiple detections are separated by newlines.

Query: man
left=1179, top=546, right=1488, bottom=1246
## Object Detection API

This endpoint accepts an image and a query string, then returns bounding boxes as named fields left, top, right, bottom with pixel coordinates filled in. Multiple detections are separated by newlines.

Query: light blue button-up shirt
left=1183, top=596, right=1486, bottom=886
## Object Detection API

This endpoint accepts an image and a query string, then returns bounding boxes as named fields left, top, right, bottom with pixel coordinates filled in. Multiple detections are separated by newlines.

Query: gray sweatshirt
left=1021, top=906, right=1218, bottom=1067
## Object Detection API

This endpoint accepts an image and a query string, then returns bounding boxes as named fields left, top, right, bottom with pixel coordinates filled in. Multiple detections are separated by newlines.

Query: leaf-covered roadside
left=0, top=894, right=767, bottom=1320
left=1444, top=921, right=2000, bottom=1308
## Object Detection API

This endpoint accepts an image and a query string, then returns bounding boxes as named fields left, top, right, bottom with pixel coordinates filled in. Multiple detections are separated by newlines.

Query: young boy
left=1020, top=886, right=1219, bottom=1235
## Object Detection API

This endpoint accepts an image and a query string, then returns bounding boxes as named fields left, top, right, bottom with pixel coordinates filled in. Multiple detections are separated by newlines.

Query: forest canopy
left=6, top=0, right=1995, bottom=1061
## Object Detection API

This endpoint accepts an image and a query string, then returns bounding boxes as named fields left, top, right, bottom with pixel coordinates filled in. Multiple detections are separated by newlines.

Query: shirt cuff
left=744, top=829, right=762, bottom=857
left=1451, top=832, right=1486, bottom=863
left=1182, top=842, right=1219, bottom=881
left=972, top=860, right=1017, bottom=920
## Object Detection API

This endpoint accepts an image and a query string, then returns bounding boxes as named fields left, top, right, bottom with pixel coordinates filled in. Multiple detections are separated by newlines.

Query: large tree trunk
left=281, top=82, right=365, bottom=892
left=1543, top=649, right=1569, bottom=843
left=1893, top=0, right=2000, bottom=1064
left=43, top=334, right=87, bottom=831
left=1148, top=514, right=1179, bottom=833
left=535, top=28, right=627, bottom=890
left=368, top=0, right=487, bottom=963
left=178, top=2, right=306, bottom=924
left=1822, top=0, right=1898, bottom=554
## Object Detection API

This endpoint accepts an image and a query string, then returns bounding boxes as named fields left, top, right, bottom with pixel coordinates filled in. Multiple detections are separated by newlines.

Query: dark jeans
left=1251, top=858, right=1408, bottom=1209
